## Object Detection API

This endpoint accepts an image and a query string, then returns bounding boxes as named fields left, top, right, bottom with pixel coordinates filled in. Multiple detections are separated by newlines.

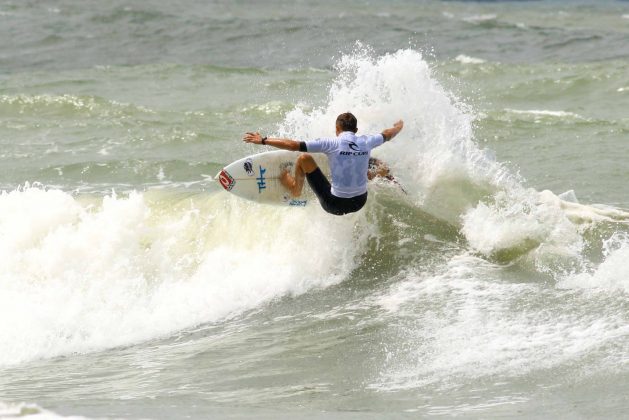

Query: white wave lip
left=455, top=54, right=486, bottom=64
left=0, top=187, right=370, bottom=366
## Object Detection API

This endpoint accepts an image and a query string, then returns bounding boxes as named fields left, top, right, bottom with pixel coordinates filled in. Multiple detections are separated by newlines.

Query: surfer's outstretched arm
left=243, top=132, right=304, bottom=151
left=243, top=131, right=315, bottom=198
left=381, top=120, right=404, bottom=142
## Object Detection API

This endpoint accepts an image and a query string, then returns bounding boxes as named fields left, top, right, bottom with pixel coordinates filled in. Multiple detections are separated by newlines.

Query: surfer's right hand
left=243, top=132, right=262, bottom=144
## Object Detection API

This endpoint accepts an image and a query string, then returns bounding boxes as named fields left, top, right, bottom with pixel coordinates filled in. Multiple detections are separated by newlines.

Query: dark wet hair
left=336, top=112, right=358, bottom=133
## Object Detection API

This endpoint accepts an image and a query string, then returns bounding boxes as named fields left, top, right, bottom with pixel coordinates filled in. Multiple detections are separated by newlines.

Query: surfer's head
left=336, top=112, right=358, bottom=134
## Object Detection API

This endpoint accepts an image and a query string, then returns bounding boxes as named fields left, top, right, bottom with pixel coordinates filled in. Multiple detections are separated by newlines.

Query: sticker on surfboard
left=217, top=169, right=236, bottom=191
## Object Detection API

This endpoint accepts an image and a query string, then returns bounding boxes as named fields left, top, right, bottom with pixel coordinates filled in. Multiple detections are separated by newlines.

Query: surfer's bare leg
left=280, top=153, right=318, bottom=197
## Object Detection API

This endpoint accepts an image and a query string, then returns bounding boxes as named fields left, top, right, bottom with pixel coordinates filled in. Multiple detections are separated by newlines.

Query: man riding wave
left=243, top=112, right=404, bottom=215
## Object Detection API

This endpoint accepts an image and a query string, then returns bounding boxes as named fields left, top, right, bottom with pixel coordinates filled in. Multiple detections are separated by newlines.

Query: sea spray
left=277, top=46, right=503, bottom=224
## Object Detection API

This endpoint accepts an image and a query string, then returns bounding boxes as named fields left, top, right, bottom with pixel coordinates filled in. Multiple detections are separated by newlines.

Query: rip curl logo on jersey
left=243, top=159, right=254, bottom=176
left=340, top=141, right=368, bottom=156
left=340, top=150, right=368, bottom=156
left=348, top=142, right=361, bottom=151
left=218, top=169, right=235, bottom=191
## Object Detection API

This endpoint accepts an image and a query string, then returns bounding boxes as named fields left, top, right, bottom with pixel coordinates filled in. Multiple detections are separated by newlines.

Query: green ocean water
left=1, top=1, right=628, bottom=419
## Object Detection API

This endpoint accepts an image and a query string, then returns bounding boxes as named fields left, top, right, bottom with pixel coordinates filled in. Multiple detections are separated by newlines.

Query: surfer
left=243, top=112, right=404, bottom=215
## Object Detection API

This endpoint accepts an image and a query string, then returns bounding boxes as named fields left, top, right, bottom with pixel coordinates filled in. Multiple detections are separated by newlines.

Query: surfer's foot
left=280, top=169, right=301, bottom=197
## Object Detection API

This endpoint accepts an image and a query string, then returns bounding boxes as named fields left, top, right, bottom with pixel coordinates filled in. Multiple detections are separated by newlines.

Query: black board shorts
left=306, top=168, right=367, bottom=215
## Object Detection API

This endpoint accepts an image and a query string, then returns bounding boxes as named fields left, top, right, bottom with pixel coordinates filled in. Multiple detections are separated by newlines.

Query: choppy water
left=1, top=1, right=628, bottom=419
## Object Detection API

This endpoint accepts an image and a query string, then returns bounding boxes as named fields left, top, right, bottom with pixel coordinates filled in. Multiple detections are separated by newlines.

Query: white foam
left=538, top=189, right=629, bottom=224
left=462, top=189, right=586, bottom=261
left=0, top=187, right=371, bottom=366
left=372, top=255, right=629, bottom=391
left=455, top=54, right=486, bottom=65
left=463, top=14, right=498, bottom=24
left=559, top=233, right=629, bottom=292
left=0, top=401, right=93, bottom=419
left=505, top=108, right=585, bottom=119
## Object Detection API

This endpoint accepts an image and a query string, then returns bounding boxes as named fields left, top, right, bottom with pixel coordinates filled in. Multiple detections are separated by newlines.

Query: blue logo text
left=257, top=165, right=267, bottom=193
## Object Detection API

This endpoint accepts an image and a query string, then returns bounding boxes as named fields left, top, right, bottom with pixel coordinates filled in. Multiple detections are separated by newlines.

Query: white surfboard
left=215, top=150, right=330, bottom=206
